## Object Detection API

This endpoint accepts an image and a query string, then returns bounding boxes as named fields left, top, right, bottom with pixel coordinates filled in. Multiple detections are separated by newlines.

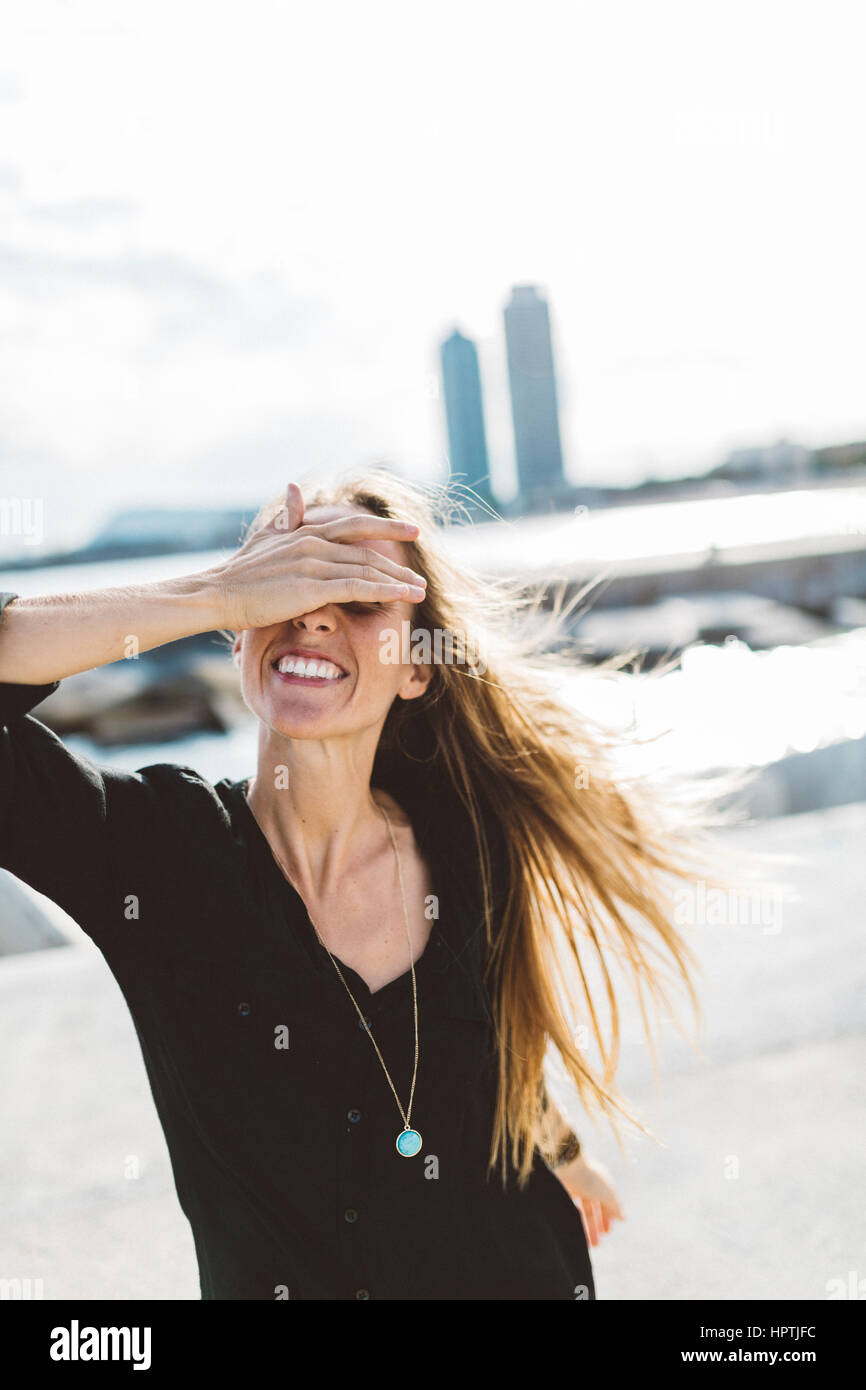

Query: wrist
left=549, top=1130, right=581, bottom=1170
left=169, top=568, right=232, bottom=632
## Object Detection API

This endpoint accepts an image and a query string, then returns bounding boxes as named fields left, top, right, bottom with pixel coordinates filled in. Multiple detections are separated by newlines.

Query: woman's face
left=233, top=503, right=431, bottom=741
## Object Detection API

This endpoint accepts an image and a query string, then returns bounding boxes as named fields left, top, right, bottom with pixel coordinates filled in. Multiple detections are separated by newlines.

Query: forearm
left=0, top=572, right=225, bottom=685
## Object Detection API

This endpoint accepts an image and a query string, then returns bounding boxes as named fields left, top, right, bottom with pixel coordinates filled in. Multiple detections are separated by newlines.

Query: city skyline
left=1, top=2, right=864, bottom=551
left=441, top=286, right=569, bottom=516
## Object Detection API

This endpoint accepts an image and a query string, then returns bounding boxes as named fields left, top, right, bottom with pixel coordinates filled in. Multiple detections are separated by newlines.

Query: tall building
left=439, top=327, right=496, bottom=514
left=503, top=285, right=566, bottom=510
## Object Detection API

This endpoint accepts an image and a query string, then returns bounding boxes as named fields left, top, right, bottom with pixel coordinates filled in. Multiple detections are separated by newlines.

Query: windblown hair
left=245, top=467, right=761, bottom=1190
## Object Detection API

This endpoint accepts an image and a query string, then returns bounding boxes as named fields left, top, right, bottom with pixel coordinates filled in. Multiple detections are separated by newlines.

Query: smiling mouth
left=271, top=655, right=349, bottom=684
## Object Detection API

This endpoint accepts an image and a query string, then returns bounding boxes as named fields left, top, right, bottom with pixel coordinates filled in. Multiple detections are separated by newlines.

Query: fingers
left=597, top=1174, right=625, bottom=1222
left=588, top=1201, right=607, bottom=1245
left=318, top=573, right=427, bottom=604
left=577, top=1199, right=599, bottom=1247
left=308, top=541, right=427, bottom=590
left=575, top=1197, right=620, bottom=1247
left=591, top=1178, right=625, bottom=1223
left=269, top=483, right=304, bottom=536
left=266, top=487, right=420, bottom=545
left=285, top=483, right=302, bottom=525
left=314, top=514, right=420, bottom=544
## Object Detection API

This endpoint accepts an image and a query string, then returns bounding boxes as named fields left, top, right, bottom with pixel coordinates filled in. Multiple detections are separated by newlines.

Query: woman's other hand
left=555, top=1152, right=625, bottom=1247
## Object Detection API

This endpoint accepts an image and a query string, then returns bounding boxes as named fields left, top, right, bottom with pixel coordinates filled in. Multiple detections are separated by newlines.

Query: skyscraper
left=439, top=327, right=496, bottom=514
left=503, top=285, right=566, bottom=510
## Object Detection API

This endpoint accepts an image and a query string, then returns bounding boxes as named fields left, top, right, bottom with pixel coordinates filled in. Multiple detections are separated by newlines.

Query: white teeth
left=276, top=656, right=343, bottom=679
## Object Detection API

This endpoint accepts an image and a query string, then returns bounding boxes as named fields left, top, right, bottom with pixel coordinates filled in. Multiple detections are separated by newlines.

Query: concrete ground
left=0, top=801, right=864, bottom=1301
left=584, top=800, right=866, bottom=1300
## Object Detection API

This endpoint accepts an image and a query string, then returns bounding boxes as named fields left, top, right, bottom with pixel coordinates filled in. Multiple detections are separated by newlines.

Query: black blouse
left=0, top=594, right=594, bottom=1301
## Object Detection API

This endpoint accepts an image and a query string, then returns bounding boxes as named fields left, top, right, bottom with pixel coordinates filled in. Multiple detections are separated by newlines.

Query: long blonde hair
left=246, top=467, right=763, bottom=1189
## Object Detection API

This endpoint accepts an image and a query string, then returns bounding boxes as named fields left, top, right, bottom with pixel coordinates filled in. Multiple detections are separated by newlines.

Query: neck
left=245, top=721, right=391, bottom=899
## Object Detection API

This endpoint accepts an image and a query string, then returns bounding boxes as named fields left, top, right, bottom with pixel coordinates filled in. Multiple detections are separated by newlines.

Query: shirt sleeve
left=0, top=590, right=225, bottom=970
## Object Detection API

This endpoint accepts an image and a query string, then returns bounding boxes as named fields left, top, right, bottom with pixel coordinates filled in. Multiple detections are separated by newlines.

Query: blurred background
left=0, top=0, right=864, bottom=1301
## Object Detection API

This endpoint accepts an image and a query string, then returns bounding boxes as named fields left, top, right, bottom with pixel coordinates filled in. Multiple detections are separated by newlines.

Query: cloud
left=0, top=242, right=332, bottom=353
left=0, top=242, right=229, bottom=300
left=28, top=196, right=140, bottom=227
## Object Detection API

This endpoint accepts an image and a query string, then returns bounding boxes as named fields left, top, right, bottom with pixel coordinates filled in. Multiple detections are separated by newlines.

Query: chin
left=257, top=703, right=342, bottom=740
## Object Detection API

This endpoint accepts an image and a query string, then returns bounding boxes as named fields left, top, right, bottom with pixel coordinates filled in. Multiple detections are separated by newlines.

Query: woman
left=0, top=471, right=732, bottom=1300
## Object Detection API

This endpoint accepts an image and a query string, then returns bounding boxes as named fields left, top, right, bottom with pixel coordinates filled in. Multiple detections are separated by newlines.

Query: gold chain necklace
left=247, top=782, right=423, bottom=1158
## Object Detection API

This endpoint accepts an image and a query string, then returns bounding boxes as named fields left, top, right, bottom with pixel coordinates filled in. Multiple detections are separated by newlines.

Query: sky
left=1, top=0, right=864, bottom=550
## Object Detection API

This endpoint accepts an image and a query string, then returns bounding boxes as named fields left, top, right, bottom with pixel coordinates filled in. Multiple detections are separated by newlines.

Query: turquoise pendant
left=396, top=1127, right=422, bottom=1157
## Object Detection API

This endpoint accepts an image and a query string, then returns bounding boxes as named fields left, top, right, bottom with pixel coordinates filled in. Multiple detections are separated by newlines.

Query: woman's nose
left=292, top=608, right=337, bottom=630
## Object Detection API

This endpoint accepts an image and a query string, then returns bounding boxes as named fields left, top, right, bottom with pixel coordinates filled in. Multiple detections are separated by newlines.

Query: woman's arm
left=540, top=1089, right=625, bottom=1246
left=0, top=577, right=222, bottom=686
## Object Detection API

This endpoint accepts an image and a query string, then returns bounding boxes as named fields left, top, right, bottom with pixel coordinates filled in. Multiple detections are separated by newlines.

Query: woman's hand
left=555, top=1152, right=625, bottom=1247
left=0, top=483, right=429, bottom=686
left=207, top=482, right=428, bottom=632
